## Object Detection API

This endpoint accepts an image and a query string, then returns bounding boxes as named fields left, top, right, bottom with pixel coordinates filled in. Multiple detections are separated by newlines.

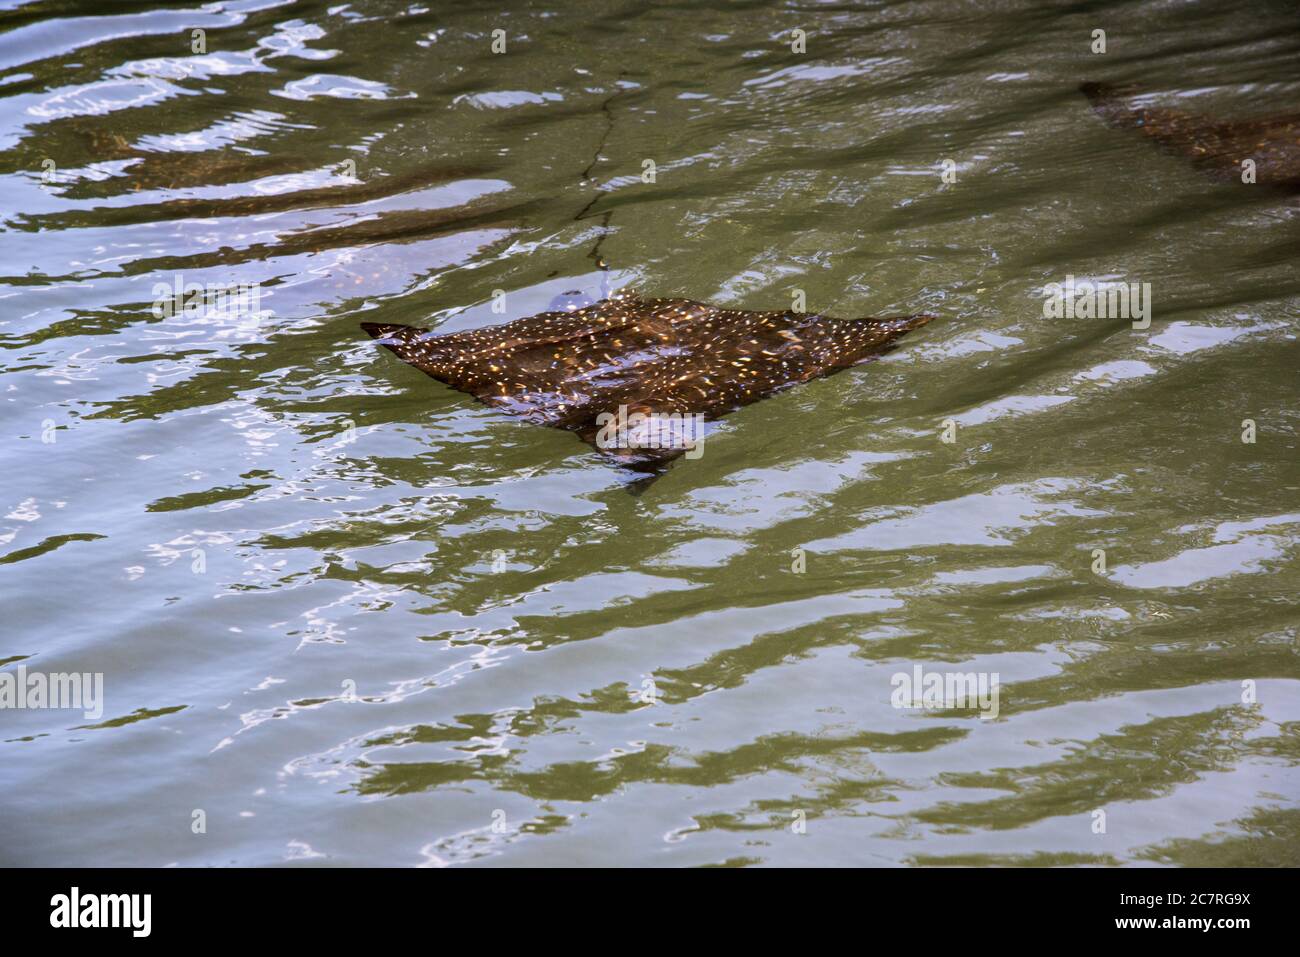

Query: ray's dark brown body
left=363, top=293, right=933, bottom=473
left=1080, top=81, right=1300, bottom=191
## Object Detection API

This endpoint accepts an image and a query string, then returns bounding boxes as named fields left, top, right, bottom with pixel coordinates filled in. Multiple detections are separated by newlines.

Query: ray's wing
left=1080, top=81, right=1300, bottom=188
left=361, top=294, right=650, bottom=389
left=434, top=293, right=654, bottom=353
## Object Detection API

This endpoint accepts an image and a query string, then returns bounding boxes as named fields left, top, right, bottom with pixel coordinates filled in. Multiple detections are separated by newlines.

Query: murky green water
left=1, top=0, right=1297, bottom=867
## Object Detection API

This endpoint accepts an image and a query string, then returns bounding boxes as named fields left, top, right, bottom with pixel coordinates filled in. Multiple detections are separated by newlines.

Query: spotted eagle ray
left=362, top=292, right=933, bottom=476
left=1080, top=81, right=1300, bottom=191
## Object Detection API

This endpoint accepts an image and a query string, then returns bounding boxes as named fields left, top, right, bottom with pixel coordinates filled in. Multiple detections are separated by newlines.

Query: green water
left=1, top=0, right=1297, bottom=867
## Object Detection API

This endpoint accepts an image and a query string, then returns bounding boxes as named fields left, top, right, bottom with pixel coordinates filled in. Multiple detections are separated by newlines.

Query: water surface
left=1, top=0, right=1298, bottom=866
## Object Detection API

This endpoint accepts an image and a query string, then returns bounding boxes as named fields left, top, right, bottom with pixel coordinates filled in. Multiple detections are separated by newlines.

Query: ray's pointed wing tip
left=875, top=312, right=939, bottom=334
left=1079, top=80, right=1143, bottom=113
left=361, top=321, right=418, bottom=344
left=1079, top=81, right=1110, bottom=103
